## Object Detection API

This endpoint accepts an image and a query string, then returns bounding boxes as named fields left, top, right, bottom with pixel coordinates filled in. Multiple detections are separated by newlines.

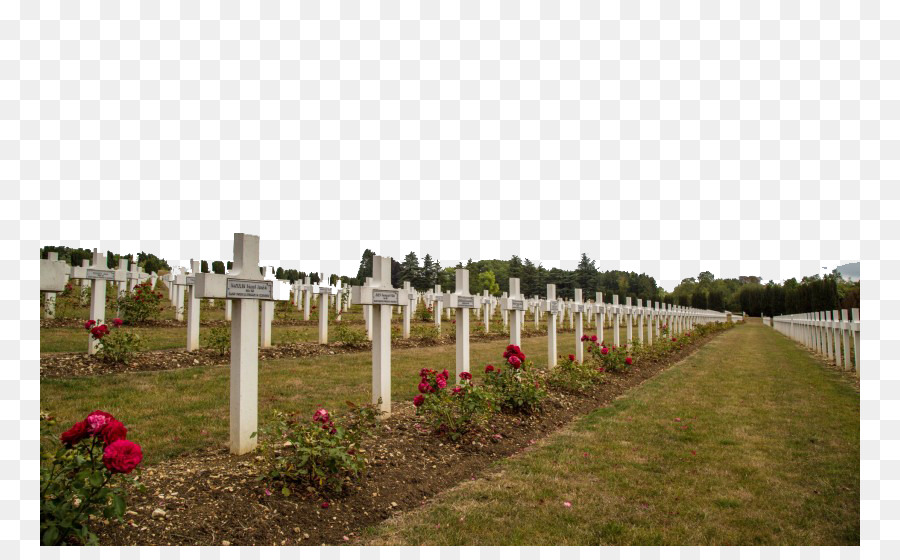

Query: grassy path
left=367, top=322, right=859, bottom=546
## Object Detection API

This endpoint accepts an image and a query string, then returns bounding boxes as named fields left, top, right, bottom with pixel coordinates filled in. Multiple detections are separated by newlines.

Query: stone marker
left=433, top=284, right=442, bottom=332
left=612, top=295, right=621, bottom=347
left=625, top=297, right=633, bottom=345
left=70, top=250, right=126, bottom=355
left=544, top=284, right=560, bottom=368
left=317, top=283, right=332, bottom=344
left=352, top=255, right=406, bottom=415
left=444, top=269, right=480, bottom=382
left=646, top=301, right=654, bottom=345
left=402, top=281, right=413, bottom=339
left=302, top=276, right=313, bottom=321
left=482, top=289, right=491, bottom=333
left=41, top=252, right=69, bottom=318
left=185, top=260, right=200, bottom=351
left=500, top=279, right=526, bottom=347
left=334, top=279, right=343, bottom=321
left=194, top=233, right=273, bottom=455
left=572, top=289, right=585, bottom=363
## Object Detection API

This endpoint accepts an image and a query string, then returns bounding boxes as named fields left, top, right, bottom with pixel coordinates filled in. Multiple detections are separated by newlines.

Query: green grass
left=41, top=327, right=604, bottom=463
left=366, top=322, right=859, bottom=546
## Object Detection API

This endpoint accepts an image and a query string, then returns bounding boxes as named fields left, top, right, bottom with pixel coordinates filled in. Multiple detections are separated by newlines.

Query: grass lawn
left=41, top=327, right=608, bottom=464
left=366, top=322, right=859, bottom=546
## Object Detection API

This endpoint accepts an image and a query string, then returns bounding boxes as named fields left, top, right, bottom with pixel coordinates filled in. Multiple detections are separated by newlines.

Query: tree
left=275, top=266, right=284, bottom=279
left=575, top=253, right=596, bottom=293
left=201, top=260, right=209, bottom=273
left=698, top=271, right=715, bottom=285
left=420, top=254, right=436, bottom=289
left=399, top=252, right=420, bottom=287
left=355, top=249, right=374, bottom=284
left=211, top=261, right=225, bottom=274
left=478, top=270, right=500, bottom=296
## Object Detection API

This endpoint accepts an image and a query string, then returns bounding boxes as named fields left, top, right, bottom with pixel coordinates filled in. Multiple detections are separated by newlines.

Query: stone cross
left=637, top=299, right=646, bottom=344
left=433, top=284, right=442, bottom=332
left=186, top=260, right=201, bottom=351
left=572, top=289, right=585, bottom=363
left=544, top=284, right=560, bottom=368
left=351, top=255, right=407, bottom=415
left=612, top=295, right=621, bottom=347
left=482, top=289, right=491, bottom=333
left=595, top=292, right=604, bottom=344
left=501, top=278, right=525, bottom=347
left=501, top=291, right=509, bottom=329
left=655, top=301, right=661, bottom=338
left=625, top=297, right=634, bottom=345
left=115, top=259, right=129, bottom=317
left=40, top=252, right=68, bottom=319
left=70, top=250, right=127, bottom=355
left=402, top=281, right=413, bottom=338
left=194, top=233, right=273, bottom=455
left=302, top=276, right=313, bottom=321
left=317, top=282, right=332, bottom=345
left=363, top=277, right=373, bottom=340
left=443, top=269, right=479, bottom=382
left=172, top=267, right=187, bottom=322
left=334, top=279, right=343, bottom=321
left=646, top=301, right=654, bottom=345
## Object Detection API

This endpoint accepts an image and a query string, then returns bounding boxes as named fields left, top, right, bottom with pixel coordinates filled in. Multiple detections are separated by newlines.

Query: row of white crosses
left=770, top=309, right=860, bottom=373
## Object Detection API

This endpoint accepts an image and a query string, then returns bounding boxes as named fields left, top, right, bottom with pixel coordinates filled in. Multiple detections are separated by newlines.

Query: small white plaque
left=550, top=301, right=559, bottom=313
left=408, top=292, right=416, bottom=300
left=318, top=286, right=332, bottom=294
left=86, top=269, right=115, bottom=281
left=457, top=296, right=475, bottom=308
left=185, top=276, right=195, bottom=286
left=511, top=299, right=524, bottom=311
left=373, top=289, right=399, bottom=304
left=226, top=278, right=273, bottom=299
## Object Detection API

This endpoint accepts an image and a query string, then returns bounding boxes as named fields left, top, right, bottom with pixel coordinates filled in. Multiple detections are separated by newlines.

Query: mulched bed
left=40, top=327, right=576, bottom=379
left=93, top=329, right=726, bottom=546
left=40, top=317, right=369, bottom=329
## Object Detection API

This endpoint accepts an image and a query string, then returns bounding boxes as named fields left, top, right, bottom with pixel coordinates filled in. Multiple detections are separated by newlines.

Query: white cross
left=501, top=278, right=526, bottom=347
left=612, top=294, right=621, bottom=347
left=40, top=252, right=68, bottom=319
left=185, top=260, right=201, bottom=351
left=572, top=288, right=585, bottom=363
left=69, top=249, right=127, bottom=355
left=433, top=284, right=442, bottom=332
left=443, top=269, right=480, bottom=382
left=194, top=233, right=273, bottom=455
left=544, top=284, right=559, bottom=367
left=402, top=281, right=413, bottom=338
left=351, top=255, right=408, bottom=415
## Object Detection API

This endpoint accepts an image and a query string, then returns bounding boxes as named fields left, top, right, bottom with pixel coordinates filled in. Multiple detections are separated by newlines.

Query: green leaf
left=112, top=494, right=126, bottom=518
left=89, top=471, right=104, bottom=488
left=281, top=486, right=291, bottom=497
left=42, top=525, right=59, bottom=546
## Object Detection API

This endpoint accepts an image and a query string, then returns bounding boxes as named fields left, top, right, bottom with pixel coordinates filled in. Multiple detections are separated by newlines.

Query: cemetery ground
left=367, top=321, right=859, bottom=546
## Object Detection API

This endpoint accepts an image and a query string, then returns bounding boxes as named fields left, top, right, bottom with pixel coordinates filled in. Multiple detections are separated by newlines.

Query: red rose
left=671, top=337, right=677, bottom=342
left=60, top=421, right=89, bottom=447
left=625, top=357, right=633, bottom=365
left=312, top=408, right=330, bottom=424
left=413, top=395, right=425, bottom=407
left=83, top=320, right=96, bottom=330
left=102, top=439, right=143, bottom=474
left=112, top=318, right=123, bottom=327
left=98, top=419, right=128, bottom=446
left=418, top=381, right=433, bottom=394
left=452, top=386, right=463, bottom=395
left=460, top=371, right=472, bottom=380
left=590, top=335, right=598, bottom=342
left=508, top=355, right=522, bottom=369
left=485, top=364, right=495, bottom=373
left=601, top=347, right=609, bottom=355
left=568, top=354, right=575, bottom=361
left=436, top=377, right=447, bottom=389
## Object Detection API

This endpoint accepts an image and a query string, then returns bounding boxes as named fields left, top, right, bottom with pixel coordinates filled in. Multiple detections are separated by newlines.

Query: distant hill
left=834, top=262, right=860, bottom=281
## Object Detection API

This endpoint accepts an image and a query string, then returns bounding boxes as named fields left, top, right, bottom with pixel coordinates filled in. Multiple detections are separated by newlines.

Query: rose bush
left=117, top=281, right=165, bottom=324
left=85, top=320, right=144, bottom=364
left=414, top=368, right=492, bottom=441
left=254, top=403, right=378, bottom=494
left=482, top=345, right=545, bottom=413
left=41, top=410, right=144, bottom=545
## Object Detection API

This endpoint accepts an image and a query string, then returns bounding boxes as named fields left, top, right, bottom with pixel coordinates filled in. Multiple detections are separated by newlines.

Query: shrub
left=416, top=306, right=433, bottom=322
left=334, top=325, right=369, bottom=348
left=546, top=353, right=603, bottom=393
left=84, top=319, right=144, bottom=364
left=414, top=369, right=492, bottom=440
left=586, top=342, right=632, bottom=373
left=411, top=324, right=441, bottom=342
left=482, top=345, right=545, bottom=413
left=254, top=404, right=377, bottom=494
left=202, top=326, right=230, bottom=355
left=117, top=282, right=165, bottom=324
left=41, top=410, right=144, bottom=545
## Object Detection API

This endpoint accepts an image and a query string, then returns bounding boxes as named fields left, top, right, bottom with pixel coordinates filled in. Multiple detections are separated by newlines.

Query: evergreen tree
left=575, top=253, right=596, bottom=292
left=399, top=252, right=421, bottom=287
left=201, top=260, right=210, bottom=273
left=355, top=249, right=375, bottom=284
left=275, top=266, right=284, bottom=279
left=211, top=261, right=225, bottom=274
left=421, top=254, right=436, bottom=289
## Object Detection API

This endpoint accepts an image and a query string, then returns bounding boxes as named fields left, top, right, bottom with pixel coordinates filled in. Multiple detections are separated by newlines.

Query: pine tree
left=575, top=253, right=596, bottom=292
left=399, top=252, right=421, bottom=287
left=355, top=249, right=375, bottom=284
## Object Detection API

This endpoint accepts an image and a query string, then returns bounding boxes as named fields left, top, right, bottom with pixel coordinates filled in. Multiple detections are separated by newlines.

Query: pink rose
left=85, top=410, right=115, bottom=434
left=508, top=355, right=522, bottom=369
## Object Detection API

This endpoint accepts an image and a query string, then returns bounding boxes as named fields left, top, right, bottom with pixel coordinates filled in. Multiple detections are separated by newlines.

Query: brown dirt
left=93, top=328, right=727, bottom=546
left=39, top=327, right=576, bottom=379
